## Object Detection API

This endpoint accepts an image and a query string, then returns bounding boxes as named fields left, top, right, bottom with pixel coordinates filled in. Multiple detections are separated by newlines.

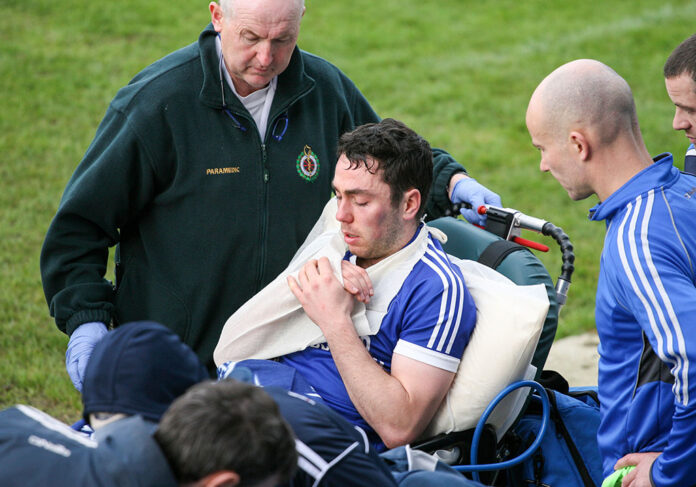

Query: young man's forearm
left=323, top=321, right=447, bottom=448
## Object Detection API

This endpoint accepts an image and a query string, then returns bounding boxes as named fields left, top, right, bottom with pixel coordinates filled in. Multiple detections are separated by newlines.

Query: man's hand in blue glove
left=449, top=174, right=503, bottom=226
left=65, top=322, right=108, bottom=391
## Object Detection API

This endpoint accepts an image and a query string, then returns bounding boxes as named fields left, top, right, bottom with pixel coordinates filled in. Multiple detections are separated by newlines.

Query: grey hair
left=219, top=0, right=305, bottom=17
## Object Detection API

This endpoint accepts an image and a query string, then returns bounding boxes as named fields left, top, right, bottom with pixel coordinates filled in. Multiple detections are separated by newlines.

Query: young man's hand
left=340, top=260, right=373, bottom=303
left=288, top=258, right=355, bottom=333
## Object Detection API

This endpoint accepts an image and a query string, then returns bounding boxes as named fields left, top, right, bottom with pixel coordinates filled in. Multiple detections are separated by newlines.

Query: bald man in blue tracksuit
left=527, top=59, right=696, bottom=487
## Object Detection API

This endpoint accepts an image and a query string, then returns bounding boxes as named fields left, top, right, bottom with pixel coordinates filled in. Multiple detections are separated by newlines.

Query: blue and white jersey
left=684, top=143, right=696, bottom=175
left=589, top=153, right=696, bottom=487
left=280, top=232, right=476, bottom=448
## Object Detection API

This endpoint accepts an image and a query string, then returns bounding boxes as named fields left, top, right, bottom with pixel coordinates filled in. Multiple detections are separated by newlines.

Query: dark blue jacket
left=0, top=407, right=176, bottom=487
left=266, top=387, right=397, bottom=487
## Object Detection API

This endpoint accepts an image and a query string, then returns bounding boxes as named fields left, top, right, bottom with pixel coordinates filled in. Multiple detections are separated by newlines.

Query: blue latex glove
left=65, top=322, right=108, bottom=391
left=450, top=177, right=503, bottom=226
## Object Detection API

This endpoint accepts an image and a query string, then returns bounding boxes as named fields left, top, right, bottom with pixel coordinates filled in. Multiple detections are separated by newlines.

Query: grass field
left=2, top=1, right=695, bottom=421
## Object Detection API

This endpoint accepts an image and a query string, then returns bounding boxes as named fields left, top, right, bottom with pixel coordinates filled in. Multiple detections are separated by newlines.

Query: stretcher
left=414, top=205, right=576, bottom=485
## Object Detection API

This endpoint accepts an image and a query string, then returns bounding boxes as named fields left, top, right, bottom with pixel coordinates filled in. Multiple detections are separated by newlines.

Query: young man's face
left=332, top=155, right=410, bottom=268
left=665, top=73, right=696, bottom=145
left=526, top=101, right=593, bottom=201
left=210, top=0, right=303, bottom=97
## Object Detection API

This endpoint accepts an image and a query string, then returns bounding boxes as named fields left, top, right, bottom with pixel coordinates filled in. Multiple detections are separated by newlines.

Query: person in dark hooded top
left=79, top=320, right=210, bottom=429
left=0, top=322, right=297, bottom=487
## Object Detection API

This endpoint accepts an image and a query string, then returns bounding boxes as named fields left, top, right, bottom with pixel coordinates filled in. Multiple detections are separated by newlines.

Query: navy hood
left=82, top=321, right=210, bottom=423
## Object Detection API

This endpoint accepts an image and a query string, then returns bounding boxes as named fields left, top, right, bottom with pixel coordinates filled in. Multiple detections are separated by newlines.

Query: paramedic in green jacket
left=40, top=0, right=502, bottom=387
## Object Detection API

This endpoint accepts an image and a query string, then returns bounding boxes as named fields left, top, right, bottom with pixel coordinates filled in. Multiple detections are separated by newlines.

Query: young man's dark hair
left=336, top=118, right=433, bottom=219
left=663, top=33, right=696, bottom=80
left=155, top=380, right=297, bottom=486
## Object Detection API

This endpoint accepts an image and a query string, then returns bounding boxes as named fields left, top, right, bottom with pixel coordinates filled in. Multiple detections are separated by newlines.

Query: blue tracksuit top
left=588, top=153, right=696, bottom=487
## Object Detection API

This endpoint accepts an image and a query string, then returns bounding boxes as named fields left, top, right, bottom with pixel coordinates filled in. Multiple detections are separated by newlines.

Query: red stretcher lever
left=477, top=205, right=549, bottom=252
left=455, top=203, right=574, bottom=310
left=511, top=236, right=549, bottom=252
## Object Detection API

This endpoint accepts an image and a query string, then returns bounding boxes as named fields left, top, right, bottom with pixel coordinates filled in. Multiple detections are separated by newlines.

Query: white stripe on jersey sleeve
left=638, top=191, right=689, bottom=403
left=394, top=339, right=460, bottom=372
left=617, top=193, right=688, bottom=404
left=296, top=438, right=327, bottom=479
left=423, top=255, right=450, bottom=351
left=425, top=244, right=466, bottom=354
left=353, top=425, right=370, bottom=454
left=16, top=405, right=97, bottom=448
left=295, top=437, right=361, bottom=487
left=637, top=192, right=689, bottom=403
left=319, top=441, right=360, bottom=485
left=423, top=244, right=462, bottom=352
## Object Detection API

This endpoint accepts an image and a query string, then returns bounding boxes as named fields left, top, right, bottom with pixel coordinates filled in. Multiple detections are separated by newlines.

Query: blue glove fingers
left=451, top=177, right=502, bottom=226
left=65, top=349, right=83, bottom=391
left=66, top=354, right=90, bottom=391
left=483, top=189, right=502, bottom=208
left=65, top=322, right=108, bottom=391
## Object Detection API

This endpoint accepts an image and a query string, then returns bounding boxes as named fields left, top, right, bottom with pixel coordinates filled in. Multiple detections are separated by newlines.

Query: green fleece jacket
left=40, top=24, right=466, bottom=369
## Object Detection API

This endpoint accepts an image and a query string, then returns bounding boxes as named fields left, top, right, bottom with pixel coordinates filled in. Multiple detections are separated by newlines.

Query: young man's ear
left=402, top=188, right=421, bottom=221
left=569, top=130, right=591, bottom=161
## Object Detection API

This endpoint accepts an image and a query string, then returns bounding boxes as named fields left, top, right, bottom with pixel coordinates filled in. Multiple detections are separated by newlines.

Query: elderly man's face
left=526, top=100, right=594, bottom=201
left=665, top=73, right=696, bottom=146
left=210, top=0, right=303, bottom=97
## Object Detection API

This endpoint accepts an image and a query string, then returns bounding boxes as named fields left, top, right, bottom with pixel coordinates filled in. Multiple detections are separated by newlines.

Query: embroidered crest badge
left=296, top=145, right=320, bottom=182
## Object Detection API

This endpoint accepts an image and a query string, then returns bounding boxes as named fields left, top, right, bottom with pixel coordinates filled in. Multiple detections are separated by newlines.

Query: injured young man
left=215, top=118, right=476, bottom=452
